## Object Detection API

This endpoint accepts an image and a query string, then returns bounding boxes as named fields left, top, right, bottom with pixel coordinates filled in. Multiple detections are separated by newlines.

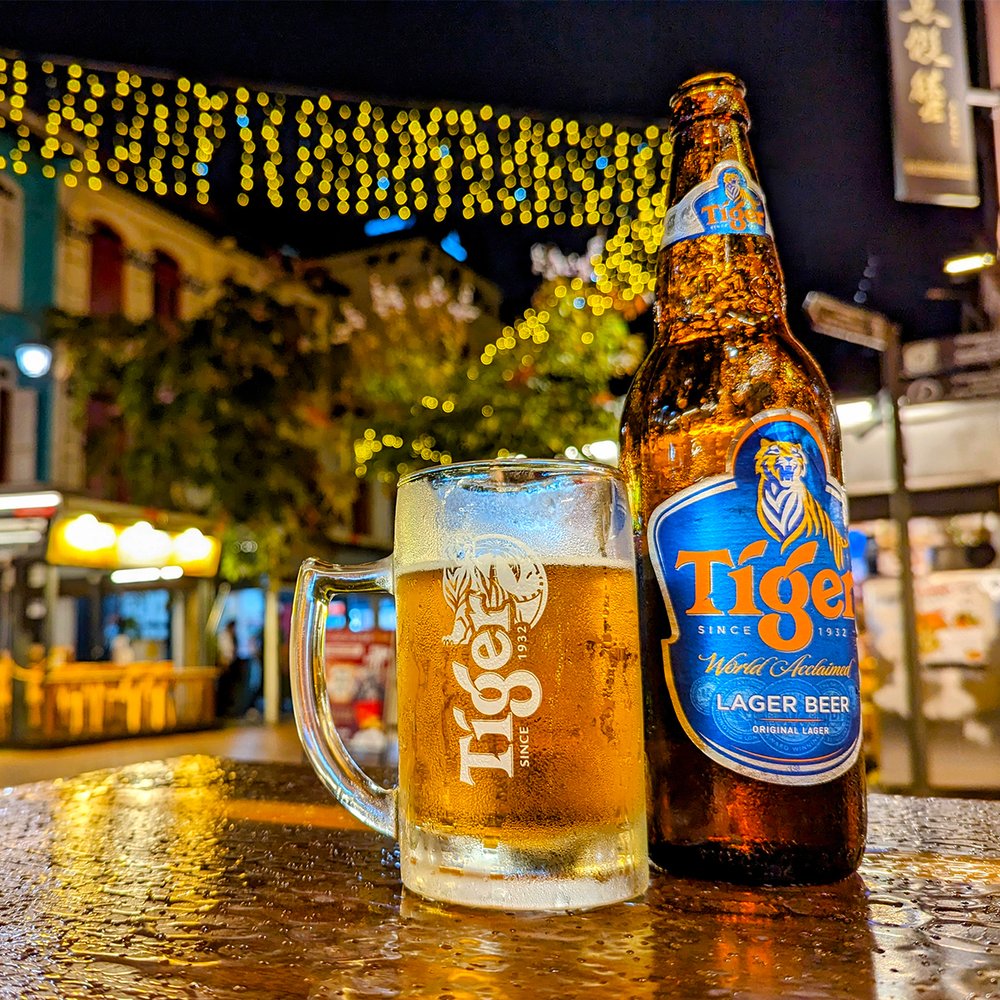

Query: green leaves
left=49, top=268, right=643, bottom=579
left=49, top=280, right=356, bottom=575
left=347, top=276, right=644, bottom=477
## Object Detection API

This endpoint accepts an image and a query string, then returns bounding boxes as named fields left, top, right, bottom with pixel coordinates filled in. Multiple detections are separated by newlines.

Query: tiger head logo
left=754, top=438, right=849, bottom=570
left=441, top=536, right=548, bottom=646
left=722, top=168, right=745, bottom=205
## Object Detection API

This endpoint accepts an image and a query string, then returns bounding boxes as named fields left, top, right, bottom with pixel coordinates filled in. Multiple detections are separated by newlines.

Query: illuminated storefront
left=842, top=397, right=1000, bottom=793
left=0, top=489, right=223, bottom=746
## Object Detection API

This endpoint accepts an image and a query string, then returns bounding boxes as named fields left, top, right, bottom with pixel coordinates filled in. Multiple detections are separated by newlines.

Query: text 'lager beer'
left=619, top=72, right=867, bottom=884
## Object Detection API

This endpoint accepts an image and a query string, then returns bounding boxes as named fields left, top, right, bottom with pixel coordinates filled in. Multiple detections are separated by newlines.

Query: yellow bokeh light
left=3, top=49, right=672, bottom=310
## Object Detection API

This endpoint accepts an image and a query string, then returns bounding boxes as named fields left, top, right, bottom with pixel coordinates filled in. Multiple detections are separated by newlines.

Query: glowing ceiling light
left=117, top=520, right=173, bottom=564
left=172, top=527, right=213, bottom=563
left=63, top=513, right=116, bottom=552
left=110, top=567, right=163, bottom=584
left=0, top=491, right=62, bottom=512
left=836, top=398, right=878, bottom=431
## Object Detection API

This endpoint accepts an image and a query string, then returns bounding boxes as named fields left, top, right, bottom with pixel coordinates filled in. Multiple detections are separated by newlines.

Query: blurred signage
left=902, top=330, right=1000, bottom=402
left=803, top=291, right=893, bottom=352
left=905, top=366, right=1000, bottom=403
left=324, top=629, right=395, bottom=736
left=886, top=0, right=979, bottom=207
left=902, top=330, right=1000, bottom=377
left=864, top=571, right=1000, bottom=717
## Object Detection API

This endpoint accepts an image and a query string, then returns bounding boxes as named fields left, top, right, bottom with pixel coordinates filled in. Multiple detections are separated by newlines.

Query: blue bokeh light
left=441, top=231, right=468, bottom=262
left=363, top=214, right=416, bottom=237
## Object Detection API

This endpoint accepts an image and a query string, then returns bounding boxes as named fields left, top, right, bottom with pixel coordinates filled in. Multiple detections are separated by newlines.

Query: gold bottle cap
left=669, top=72, right=750, bottom=129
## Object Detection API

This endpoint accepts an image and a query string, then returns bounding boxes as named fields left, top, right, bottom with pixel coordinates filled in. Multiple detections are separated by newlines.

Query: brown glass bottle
left=619, top=73, right=866, bottom=885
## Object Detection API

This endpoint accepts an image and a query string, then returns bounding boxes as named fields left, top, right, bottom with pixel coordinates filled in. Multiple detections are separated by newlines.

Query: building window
left=85, top=397, right=128, bottom=501
left=351, top=480, right=372, bottom=537
left=0, top=362, right=37, bottom=485
left=89, top=223, right=124, bottom=316
left=152, top=250, right=181, bottom=321
left=0, top=176, right=24, bottom=312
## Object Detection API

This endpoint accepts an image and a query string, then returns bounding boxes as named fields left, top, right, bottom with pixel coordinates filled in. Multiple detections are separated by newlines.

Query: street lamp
left=14, top=343, right=52, bottom=378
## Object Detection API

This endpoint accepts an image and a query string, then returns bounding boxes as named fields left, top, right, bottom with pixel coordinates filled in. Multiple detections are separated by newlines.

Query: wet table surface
left=1, top=757, right=999, bottom=1000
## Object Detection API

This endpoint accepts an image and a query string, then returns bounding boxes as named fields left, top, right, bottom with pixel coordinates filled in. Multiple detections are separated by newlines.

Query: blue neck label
left=662, top=159, right=772, bottom=247
left=647, top=410, right=861, bottom=785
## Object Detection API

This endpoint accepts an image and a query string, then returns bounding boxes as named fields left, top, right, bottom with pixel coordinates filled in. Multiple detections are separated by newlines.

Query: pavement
left=0, top=718, right=306, bottom=786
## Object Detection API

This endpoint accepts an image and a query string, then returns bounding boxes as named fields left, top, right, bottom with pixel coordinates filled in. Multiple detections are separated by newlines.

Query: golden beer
left=395, top=560, right=646, bottom=852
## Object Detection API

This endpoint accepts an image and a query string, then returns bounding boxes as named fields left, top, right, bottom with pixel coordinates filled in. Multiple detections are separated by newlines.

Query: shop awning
left=0, top=490, right=222, bottom=577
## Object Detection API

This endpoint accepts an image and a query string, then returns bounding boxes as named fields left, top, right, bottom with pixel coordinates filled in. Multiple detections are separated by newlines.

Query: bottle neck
left=656, top=116, right=787, bottom=342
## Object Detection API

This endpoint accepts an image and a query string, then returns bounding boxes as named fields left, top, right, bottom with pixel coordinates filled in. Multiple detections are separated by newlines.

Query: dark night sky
left=3, top=0, right=995, bottom=395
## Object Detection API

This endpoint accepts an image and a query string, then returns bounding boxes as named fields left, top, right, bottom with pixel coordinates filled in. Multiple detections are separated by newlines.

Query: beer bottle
left=619, top=72, right=866, bottom=885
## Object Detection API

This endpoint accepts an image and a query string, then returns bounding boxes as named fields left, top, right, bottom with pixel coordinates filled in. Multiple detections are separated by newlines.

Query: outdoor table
left=1, top=756, right=998, bottom=999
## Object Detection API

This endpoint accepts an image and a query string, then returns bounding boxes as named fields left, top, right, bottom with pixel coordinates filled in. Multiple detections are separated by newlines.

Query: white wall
left=842, top=398, right=1000, bottom=497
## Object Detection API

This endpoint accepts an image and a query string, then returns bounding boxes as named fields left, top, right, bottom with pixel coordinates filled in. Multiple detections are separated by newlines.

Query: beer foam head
left=394, top=459, right=634, bottom=570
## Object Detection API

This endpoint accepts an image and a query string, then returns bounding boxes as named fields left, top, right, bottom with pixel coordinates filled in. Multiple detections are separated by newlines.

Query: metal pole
left=43, top=564, right=59, bottom=656
left=171, top=590, right=186, bottom=668
left=981, top=0, right=1000, bottom=250
left=263, top=582, right=281, bottom=724
left=0, top=560, right=13, bottom=651
left=881, top=322, right=929, bottom=793
left=198, top=579, right=215, bottom=667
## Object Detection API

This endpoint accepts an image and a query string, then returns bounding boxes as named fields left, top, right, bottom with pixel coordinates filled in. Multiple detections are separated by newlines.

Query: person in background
left=110, top=616, right=135, bottom=665
left=245, top=627, right=265, bottom=719
left=216, top=619, right=238, bottom=718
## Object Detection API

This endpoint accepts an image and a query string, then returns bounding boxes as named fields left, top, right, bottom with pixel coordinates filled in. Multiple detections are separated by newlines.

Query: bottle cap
left=669, top=72, right=750, bottom=130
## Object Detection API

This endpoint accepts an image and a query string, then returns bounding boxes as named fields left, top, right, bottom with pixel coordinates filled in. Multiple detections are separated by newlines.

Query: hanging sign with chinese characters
left=886, top=0, right=979, bottom=207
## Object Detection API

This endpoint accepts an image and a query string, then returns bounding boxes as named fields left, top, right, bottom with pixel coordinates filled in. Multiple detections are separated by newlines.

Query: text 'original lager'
left=619, top=73, right=867, bottom=885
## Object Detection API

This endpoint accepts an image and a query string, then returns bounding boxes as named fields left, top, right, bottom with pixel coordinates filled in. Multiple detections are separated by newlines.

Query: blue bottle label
left=662, top=159, right=773, bottom=246
left=647, top=410, right=861, bottom=785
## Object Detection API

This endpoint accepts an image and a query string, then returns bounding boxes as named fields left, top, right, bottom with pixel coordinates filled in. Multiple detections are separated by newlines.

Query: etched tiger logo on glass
left=441, top=536, right=548, bottom=646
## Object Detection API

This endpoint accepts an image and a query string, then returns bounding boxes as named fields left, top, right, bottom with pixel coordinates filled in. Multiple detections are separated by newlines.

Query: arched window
left=351, top=479, right=372, bottom=536
left=89, top=222, right=124, bottom=316
left=152, top=250, right=182, bottom=321
left=0, top=176, right=24, bottom=312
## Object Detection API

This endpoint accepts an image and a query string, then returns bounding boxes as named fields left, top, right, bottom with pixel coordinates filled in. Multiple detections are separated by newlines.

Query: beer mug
left=291, top=459, right=648, bottom=910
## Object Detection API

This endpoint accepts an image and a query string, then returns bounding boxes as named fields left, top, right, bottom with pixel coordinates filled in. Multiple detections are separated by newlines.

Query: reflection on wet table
left=1, top=756, right=999, bottom=999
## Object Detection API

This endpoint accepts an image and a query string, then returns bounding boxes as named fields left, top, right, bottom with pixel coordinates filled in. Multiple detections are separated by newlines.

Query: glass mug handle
left=290, top=556, right=397, bottom=837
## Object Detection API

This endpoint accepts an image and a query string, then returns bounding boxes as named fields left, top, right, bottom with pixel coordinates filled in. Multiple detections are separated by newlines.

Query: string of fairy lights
left=0, top=50, right=667, bottom=305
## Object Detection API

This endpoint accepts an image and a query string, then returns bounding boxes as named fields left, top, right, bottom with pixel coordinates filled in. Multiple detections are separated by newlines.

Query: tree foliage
left=49, top=280, right=355, bottom=571
left=346, top=275, right=644, bottom=479
left=49, top=265, right=644, bottom=577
